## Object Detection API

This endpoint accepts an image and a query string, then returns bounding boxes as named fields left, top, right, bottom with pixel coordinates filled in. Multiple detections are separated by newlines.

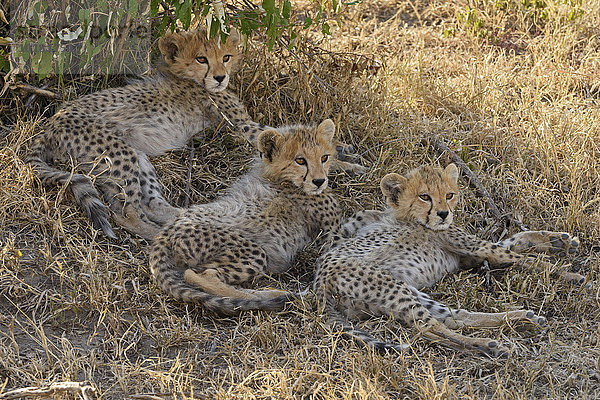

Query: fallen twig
left=184, top=144, right=195, bottom=208
left=14, top=83, right=62, bottom=100
left=0, top=381, right=96, bottom=400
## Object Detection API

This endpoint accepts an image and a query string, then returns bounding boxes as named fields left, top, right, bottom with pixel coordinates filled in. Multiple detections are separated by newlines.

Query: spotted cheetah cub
left=150, top=120, right=341, bottom=314
left=26, top=28, right=267, bottom=240
left=314, top=164, right=581, bottom=357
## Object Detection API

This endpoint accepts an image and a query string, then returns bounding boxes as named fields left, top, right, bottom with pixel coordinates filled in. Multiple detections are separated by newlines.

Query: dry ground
left=1, top=0, right=600, bottom=398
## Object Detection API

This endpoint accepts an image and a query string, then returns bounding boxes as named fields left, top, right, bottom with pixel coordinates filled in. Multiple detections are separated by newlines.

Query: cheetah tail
left=323, top=296, right=410, bottom=353
left=26, top=139, right=116, bottom=239
left=149, top=247, right=296, bottom=315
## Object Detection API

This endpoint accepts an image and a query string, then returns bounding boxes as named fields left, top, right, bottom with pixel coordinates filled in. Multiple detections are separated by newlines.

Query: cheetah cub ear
left=444, top=163, right=459, bottom=185
left=159, top=33, right=183, bottom=63
left=380, top=173, right=408, bottom=206
left=227, top=28, right=241, bottom=46
left=258, top=129, right=285, bottom=163
left=316, top=119, right=336, bottom=142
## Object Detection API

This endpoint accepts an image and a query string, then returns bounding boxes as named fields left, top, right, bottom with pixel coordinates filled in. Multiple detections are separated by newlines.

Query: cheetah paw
left=525, top=310, right=547, bottom=326
left=506, top=231, right=579, bottom=256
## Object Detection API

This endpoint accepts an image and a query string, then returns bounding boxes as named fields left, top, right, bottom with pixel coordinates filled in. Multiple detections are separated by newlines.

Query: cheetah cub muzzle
left=150, top=119, right=341, bottom=315
left=314, top=164, right=582, bottom=357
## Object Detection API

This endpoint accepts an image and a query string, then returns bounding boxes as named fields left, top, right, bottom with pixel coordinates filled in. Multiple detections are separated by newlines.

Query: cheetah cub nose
left=312, top=178, right=326, bottom=188
left=214, top=75, right=226, bottom=83
left=437, top=210, right=449, bottom=220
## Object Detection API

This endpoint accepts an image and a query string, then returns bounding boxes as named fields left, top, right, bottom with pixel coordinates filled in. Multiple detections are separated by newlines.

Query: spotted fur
left=25, top=28, right=268, bottom=240
left=150, top=120, right=341, bottom=314
left=315, top=164, right=580, bottom=357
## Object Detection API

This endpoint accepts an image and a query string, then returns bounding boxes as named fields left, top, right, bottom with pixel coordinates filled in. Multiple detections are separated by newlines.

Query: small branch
left=184, top=144, right=195, bottom=208
left=130, top=395, right=169, bottom=400
left=0, top=381, right=96, bottom=400
left=278, top=38, right=336, bottom=95
left=109, top=13, right=133, bottom=73
left=14, top=83, right=62, bottom=100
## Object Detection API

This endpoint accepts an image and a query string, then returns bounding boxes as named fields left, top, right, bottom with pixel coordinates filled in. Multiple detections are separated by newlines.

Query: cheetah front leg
left=496, top=230, right=579, bottom=257
left=409, top=286, right=546, bottom=329
left=341, top=210, right=386, bottom=237
left=443, top=226, right=587, bottom=285
left=211, top=91, right=366, bottom=175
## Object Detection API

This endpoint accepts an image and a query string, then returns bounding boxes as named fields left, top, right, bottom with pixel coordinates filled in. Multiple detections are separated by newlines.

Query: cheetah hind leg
left=106, top=195, right=162, bottom=240
left=183, top=267, right=289, bottom=301
left=334, top=269, right=509, bottom=357
left=410, top=286, right=546, bottom=329
left=79, top=148, right=162, bottom=240
left=96, top=175, right=162, bottom=240
left=400, top=304, right=510, bottom=357
left=496, top=231, right=579, bottom=256
left=331, top=139, right=366, bottom=175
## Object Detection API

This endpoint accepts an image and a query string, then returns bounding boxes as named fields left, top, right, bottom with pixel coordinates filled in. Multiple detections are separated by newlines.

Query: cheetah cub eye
left=196, top=56, right=208, bottom=64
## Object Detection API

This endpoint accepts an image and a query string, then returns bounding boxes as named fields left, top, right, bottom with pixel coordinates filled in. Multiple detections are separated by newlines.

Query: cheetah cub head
left=258, top=119, right=336, bottom=195
left=159, top=28, right=241, bottom=93
left=381, top=164, right=459, bottom=230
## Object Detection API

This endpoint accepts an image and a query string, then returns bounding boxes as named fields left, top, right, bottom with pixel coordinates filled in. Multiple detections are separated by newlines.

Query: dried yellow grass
left=1, top=0, right=600, bottom=398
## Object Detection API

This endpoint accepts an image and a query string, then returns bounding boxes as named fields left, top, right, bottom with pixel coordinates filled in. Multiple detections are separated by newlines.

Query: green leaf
left=78, top=8, right=90, bottom=24
left=321, top=22, right=330, bottom=35
left=150, top=0, right=159, bottom=16
left=303, top=16, right=312, bottom=29
left=209, top=17, right=220, bottom=38
left=239, top=10, right=261, bottom=35
left=180, top=0, right=191, bottom=29
left=287, top=29, right=297, bottom=50
left=262, top=0, right=275, bottom=14
left=282, top=0, right=291, bottom=19
left=0, top=53, right=9, bottom=73
left=20, top=40, right=31, bottom=62
left=92, top=44, right=103, bottom=57
left=37, top=50, right=53, bottom=79
left=31, top=53, right=41, bottom=74
left=33, top=1, right=47, bottom=13
left=56, top=51, right=64, bottom=76
left=30, top=12, right=39, bottom=27
left=128, top=0, right=139, bottom=17
left=157, top=14, right=170, bottom=34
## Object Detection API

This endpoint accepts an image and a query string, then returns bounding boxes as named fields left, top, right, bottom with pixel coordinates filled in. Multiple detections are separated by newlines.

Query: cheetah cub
left=26, top=28, right=266, bottom=240
left=314, top=164, right=581, bottom=357
left=150, top=120, right=341, bottom=314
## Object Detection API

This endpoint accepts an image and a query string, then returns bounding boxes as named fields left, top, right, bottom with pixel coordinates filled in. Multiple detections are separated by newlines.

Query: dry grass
left=2, top=0, right=600, bottom=398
